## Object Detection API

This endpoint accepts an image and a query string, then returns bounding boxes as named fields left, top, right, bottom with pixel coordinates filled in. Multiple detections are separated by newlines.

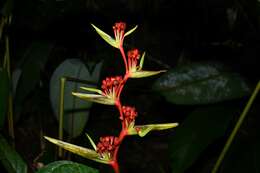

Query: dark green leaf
left=0, top=68, right=9, bottom=128
left=170, top=106, right=236, bottom=173
left=11, top=68, right=22, bottom=97
left=220, top=107, right=259, bottom=173
left=37, top=160, right=99, bottom=173
left=1, top=0, right=13, bottom=16
left=0, top=134, right=27, bottom=173
left=221, top=137, right=260, bottom=173
left=50, top=59, right=102, bottom=138
left=14, top=41, right=54, bottom=117
left=153, top=62, right=251, bottom=105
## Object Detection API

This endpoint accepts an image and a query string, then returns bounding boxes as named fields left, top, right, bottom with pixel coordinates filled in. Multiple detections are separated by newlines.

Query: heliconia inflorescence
left=44, top=21, right=179, bottom=173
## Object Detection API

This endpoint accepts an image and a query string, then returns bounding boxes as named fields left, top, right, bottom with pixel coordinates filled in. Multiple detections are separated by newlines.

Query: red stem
left=115, top=101, right=125, bottom=129
left=119, top=46, right=128, bottom=73
left=109, top=40, right=130, bottom=173
left=117, top=73, right=130, bottom=125
left=111, top=129, right=127, bottom=173
left=118, top=74, right=129, bottom=98
left=111, top=161, right=120, bottom=173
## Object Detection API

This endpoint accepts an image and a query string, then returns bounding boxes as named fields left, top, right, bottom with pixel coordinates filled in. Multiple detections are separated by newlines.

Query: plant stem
left=4, top=35, right=15, bottom=146
left=119, top=46, right=128, bottom=73
left=211, top=81, right=260, bottom=173
left=58, top=77, right=66, bottom=157
left=111, top=160, right=120, bottom=173
left=112, top=129, right=127, bottom=173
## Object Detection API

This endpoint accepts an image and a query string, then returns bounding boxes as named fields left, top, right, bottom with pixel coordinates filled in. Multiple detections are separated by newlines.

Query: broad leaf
left=1, top=0, right=13, bottom=16
left=0, top=69, right=9, bottom=128
left=11, top=68, right=22, bottom=97
left=14, top=41, right=54, bottom=118
left=50, top=59, right=102, bottom=138
left=0, top=134, right=27, bottom=173
left=37, top=160, right=99, bottom=173
left=153, top=62, right=251, bottom=105
left=220, top=107, right=259, bottom=173
left=221, top=136, right=260, bottom=173
left=170, top=106, right=236, bottom=173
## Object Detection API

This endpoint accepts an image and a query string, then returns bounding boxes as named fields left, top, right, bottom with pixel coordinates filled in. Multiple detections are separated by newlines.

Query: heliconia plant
left=44, top=22, right=178, bottom=173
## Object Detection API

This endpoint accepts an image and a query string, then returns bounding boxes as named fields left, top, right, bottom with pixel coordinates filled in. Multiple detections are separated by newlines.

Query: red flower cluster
left=122, top=106, right=138, bottom=124
left=113, top=22, right=126, bottom=32
left=96, top=136, right=119, bottom=156
left=127, top=49, right=140, bottom=60
left=101, top=76, right=123, bottom=96
left=127, top=49, right=140, bottom=70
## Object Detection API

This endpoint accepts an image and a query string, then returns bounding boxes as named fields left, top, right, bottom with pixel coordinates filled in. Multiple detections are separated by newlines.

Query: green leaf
left=220, top=107, right=259, bottom=173
left=1, top=0, right=13, bottom=16
left=170, top=106, right=236, bottom=173
left=130, top=70, right=166, bottom=78
left=15, top=41, right=54, bottom=118
left=153, top=62, right=251, bottom=105
left=128, top=123, right=178, bottom=137
left=85, top=133, right=97, bottom=150
left=80, top=87, right=103, bottom=94
left=11, top=68, right=22, bottom=97
left=91, top=24, right=118, bottom=48
left=37, top=160, right=99, bottom=173
left=0, top=68, right=9, bottom=129
left=124, top=25, right=138, bottom=37
left=138, top=52, right=146, bottom=70
left=44, top=136, right=109, bottom=164
left=71, top=92, right=115, bottom=105
left=221, top=137, right=260, bottom=173
left=50, top=59, right=102, bottom=138
left=0, top=134, right=27, bottom=173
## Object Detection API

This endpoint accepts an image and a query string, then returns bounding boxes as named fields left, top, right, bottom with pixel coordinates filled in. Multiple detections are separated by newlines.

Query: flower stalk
left=45, top=21, right=178, bottom=173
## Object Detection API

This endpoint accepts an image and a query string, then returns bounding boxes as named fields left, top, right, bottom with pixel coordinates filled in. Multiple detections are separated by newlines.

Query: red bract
left=97, top=136, right=119, bottom=156
left=122, top=106, right=138, bottom=125
left=101, top=76, right=123, bottom=98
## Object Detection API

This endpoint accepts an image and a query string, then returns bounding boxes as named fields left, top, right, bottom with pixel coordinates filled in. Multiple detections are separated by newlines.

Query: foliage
left=0, top=0, right=259, bottom=173
left=169, top=106, right=237, bottom=173
left=153, top=62, right=251, bottom=105
left=0, top=69, right=9, bottom=128
left=37, top=161, right=98, bottom=173
left=0, top=134, right=27, bottom=173
left=49, top=59, right=102, bottom=138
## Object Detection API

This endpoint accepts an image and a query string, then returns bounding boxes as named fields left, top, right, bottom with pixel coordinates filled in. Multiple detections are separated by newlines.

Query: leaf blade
left=169, top=106, right=237, bottom=173
left=91, top=24, right=118, bottom=48
left=153, top=62, right=251, bottom=105
left=0, top=134, right=28, bottom=173
left=128, top=123, right=178, bottom=137
left=44, top=136, right=109, bottom=164
left=0, top=69, right=9, bottom=129
left=124, top=25, right=138, bottom=37
left=49, top=59, right=102, bottom=138
left=130, top=70, right=166, bottom=78
left=37, top=160, right=99, bottom=173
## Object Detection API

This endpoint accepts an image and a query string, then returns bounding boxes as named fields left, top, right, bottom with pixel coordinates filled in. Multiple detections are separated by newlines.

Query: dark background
left=0, top=0, right=259, bottom=173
